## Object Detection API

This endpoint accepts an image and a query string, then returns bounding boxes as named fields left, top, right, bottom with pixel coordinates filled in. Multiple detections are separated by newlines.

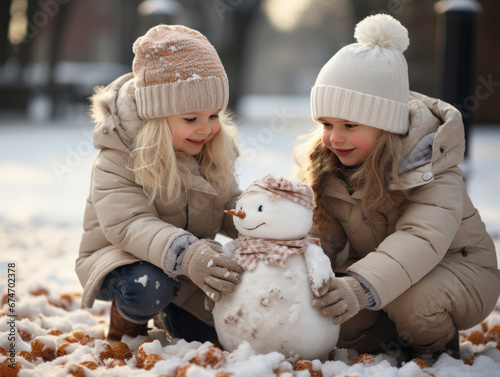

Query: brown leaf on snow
left=412, top=357, right=428, bottom=369
left=110, top=341, right=132, bottom=360
left=1, top=359, right=22, bottom=377
left=78, top=335, right=96, bottom=346
left=79, top=360, right=100, bottom=370
left=17, top=329, right=32, bottom=341
left=29, top=288, right=49, bottom=296
left=57, top=342, right=75, bottom=357
left=107, top=358, right=127, bottom=368
left=294, top=359, right=323, bottom=377
left=355, top=353, right=375, bottom=365
left=17, top=351, right=38, bottom=363
left=175, top=364, right=191, bottom=377
left=47, top=327, right=63, bottom=336
left=66, top=364, right=85, bottom=377
left=465, top=330, right=487, bottom=345
left=63, top=330, right=86, bottom=343
left=143, top=354, right=165, bottom=370
left=31, top=338, right=57, bottom=362
left=464, top=355, right=477, bottom=366
left=98, top=343, right=113, bottom=363
left=189, top=346, right=226, bottom=369
left=486, top=324, right=500, bottom=342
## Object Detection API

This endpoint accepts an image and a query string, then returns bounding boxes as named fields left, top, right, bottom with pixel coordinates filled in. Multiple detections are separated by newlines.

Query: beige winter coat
left=76, top=73, right=240, bottom=326
left=317, top=92, right=500, bottom=309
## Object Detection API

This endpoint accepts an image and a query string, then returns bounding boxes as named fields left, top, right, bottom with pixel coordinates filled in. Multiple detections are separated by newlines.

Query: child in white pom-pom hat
left=296, top=13, right=500, bottom=362
left=76, top=25, right=244, bottom=342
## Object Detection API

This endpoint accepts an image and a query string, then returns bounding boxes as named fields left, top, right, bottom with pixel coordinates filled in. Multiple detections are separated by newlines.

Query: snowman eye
left=258, top=205, right=263, bottom=212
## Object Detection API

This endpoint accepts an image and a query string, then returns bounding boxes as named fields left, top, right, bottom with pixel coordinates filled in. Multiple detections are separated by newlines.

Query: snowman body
left=213, top=187, right=340, bottom=361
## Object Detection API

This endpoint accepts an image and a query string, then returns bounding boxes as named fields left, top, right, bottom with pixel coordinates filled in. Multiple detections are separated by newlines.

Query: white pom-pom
left=354, top=14, right=409, bottom=53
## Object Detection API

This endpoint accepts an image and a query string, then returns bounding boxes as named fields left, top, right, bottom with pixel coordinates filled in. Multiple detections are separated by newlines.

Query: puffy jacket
left=317, top=92, right=500, bottom=309
left=76, top=73, right=240, bottom=325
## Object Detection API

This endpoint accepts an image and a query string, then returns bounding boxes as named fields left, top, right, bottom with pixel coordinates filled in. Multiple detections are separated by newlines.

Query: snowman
left=212, top=174, right=340, bottom=361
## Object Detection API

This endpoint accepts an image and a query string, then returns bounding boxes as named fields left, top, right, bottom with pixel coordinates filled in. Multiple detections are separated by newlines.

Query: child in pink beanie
left=76, top=25, right=243, bottom=342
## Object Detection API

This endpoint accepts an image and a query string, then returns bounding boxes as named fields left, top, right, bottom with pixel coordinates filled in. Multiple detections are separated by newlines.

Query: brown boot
left=107, top=300, right=149, bottom=341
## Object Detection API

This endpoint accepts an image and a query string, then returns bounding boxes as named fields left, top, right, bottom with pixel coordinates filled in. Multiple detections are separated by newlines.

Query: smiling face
left=167, top=109, right=221, bottom=155
left=233, top=192, right=312, bottom=241
left=320, top=117, right=382, bottom=166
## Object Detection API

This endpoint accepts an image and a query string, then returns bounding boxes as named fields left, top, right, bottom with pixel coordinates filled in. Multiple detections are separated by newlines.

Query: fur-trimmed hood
left=89, top=73, right=142, bottom=153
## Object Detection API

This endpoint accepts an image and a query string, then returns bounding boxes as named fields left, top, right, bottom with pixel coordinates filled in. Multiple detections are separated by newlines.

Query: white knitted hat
left=132, top=25, right=229, bottom=119
left=311, top=14, right=410, bottom=134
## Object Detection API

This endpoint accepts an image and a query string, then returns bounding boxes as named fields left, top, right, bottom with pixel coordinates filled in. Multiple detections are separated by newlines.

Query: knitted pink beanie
left=132, top=25, right=229, bottom=119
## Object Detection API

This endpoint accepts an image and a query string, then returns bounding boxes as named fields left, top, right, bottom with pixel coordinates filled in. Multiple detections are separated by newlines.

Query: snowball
left=287, top=303, right=301, bottom=325
left=354, top=13, right=409, bottom=52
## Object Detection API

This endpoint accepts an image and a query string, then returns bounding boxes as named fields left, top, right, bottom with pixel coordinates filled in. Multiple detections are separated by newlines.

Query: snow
left=135, top=275, right=149, bottom=288
left=1, top=99, right=500, bottom=376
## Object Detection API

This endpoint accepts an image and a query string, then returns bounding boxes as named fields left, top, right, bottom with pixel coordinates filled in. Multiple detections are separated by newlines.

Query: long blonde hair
left=295, top=126, right=409, bottom=232
left=131, top=112, right=239, bottom=204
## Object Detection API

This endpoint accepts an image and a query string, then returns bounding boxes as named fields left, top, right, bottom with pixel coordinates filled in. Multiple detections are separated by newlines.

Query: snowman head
left=226, top=174, right=316, bottom=241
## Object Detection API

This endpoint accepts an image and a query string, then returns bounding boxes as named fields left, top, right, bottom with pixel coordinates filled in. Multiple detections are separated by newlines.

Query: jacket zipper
left=112, top=126, right=131, bottom=151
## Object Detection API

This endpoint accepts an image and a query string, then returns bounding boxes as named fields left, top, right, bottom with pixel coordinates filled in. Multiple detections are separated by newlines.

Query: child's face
left=320, top=117, right=382, bottom=166
left=167, top=110, right=221, bottom=155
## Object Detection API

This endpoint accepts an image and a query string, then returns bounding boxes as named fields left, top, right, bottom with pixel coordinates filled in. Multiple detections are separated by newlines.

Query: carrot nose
left=225, top=209, right=246, bottom=219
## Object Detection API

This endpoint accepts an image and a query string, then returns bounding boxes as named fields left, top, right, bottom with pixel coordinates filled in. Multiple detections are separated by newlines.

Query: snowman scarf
left=234, top=235, right=321, bottom=271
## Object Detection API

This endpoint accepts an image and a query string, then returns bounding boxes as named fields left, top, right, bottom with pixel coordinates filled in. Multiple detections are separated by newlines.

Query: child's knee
left=385, top=280, right=456, bottom=346
left=101, top=262, right=181, bottom=309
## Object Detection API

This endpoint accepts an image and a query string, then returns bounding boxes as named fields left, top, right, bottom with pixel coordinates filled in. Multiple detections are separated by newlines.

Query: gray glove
left=312, top=276, right=367, bottom=325
left=182, top=239, right=244, bottom=302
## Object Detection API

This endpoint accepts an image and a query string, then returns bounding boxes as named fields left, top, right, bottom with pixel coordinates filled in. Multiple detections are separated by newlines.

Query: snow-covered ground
left=1, top=98, right=500, bottom=376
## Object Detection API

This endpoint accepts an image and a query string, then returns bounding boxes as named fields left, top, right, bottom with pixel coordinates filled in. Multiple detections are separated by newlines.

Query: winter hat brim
left=135, top=76, right=228, bottom=119
left=311, top=85, right=409, bottom=134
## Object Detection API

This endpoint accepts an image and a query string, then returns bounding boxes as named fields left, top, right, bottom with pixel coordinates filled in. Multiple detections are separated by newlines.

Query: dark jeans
left=96, top=261, right=216, bottom=342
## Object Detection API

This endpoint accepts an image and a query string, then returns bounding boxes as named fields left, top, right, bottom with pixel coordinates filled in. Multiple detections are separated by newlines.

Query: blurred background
left=0, top=0, right=500, bottom=234
left=0, top=0, right=499, bottom=123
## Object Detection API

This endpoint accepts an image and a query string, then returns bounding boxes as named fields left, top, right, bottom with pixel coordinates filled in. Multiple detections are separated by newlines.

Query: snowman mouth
left=242, top=223, right=265, bottom=231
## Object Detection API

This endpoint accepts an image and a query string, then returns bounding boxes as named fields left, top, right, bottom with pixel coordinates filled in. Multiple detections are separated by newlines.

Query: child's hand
left=182, top=239, right=244, bottom=302
left=312, top=277, right=367, bottom=325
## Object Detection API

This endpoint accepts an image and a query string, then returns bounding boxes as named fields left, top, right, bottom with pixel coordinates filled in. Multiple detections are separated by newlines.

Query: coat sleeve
left=348, top=167, right=464, bottom=308
left=91, top=150, right=191, bottom=272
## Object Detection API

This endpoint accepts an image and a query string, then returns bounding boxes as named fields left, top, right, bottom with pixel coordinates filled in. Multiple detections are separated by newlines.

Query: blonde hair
left=295, top=126, right=409, bottom=232
left=131, top=111, right=239, bottom=204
